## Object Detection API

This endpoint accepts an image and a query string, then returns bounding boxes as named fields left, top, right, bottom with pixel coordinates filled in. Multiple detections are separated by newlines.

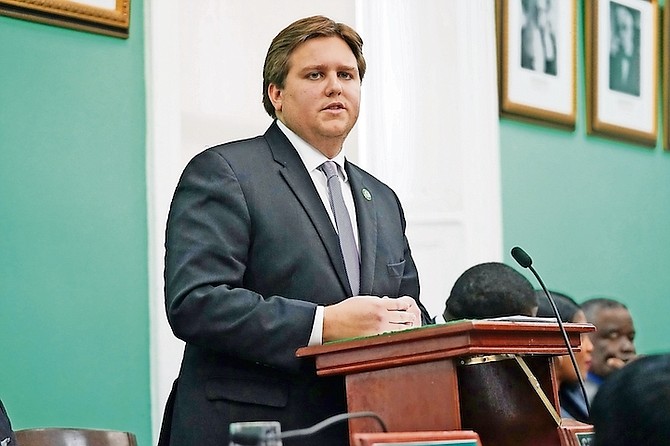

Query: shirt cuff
left=307, top=305, right=325, bottom=346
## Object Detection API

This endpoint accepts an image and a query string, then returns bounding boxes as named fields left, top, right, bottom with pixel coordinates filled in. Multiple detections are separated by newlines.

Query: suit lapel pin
left=362, top=188, right=372, bottom=201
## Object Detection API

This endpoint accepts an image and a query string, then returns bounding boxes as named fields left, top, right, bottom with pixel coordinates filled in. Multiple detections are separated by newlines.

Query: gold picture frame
left=0, top=0, right=130, bottom=38
left=664, top=3, right=670, bottom=150
left=586, top=0, right=658, bottom=146
left=497, top=0, right=578, bottom=129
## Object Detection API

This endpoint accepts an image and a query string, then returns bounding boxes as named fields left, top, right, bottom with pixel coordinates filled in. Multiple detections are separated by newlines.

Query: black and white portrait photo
left=609, top=1, right=640, bottom=96
left=499, top=0, right=576, bottom=127
left=520, top=0, right=558, bottom=76
left=586, top=0, right=658, bottom=145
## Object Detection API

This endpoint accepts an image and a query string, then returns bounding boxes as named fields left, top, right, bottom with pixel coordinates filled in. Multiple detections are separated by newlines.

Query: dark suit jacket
left=158, top=121, right=430, bottom=446
left=609, top=50, right=640, bottom=97
left=0, top=399, right=16, bottom=446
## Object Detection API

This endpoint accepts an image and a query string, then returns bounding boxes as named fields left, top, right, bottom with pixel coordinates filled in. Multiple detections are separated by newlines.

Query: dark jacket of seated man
left=0, top=399, right=17, bottom=446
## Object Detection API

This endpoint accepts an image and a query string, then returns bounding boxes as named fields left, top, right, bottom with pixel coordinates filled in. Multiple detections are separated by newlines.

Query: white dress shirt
left=276, top=120, right=360, bottom=346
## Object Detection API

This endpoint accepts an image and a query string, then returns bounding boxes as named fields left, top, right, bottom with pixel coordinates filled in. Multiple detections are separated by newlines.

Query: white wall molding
left=356, top=0, right=502, bottom=317
left=144, top=0, right=185, bottom=440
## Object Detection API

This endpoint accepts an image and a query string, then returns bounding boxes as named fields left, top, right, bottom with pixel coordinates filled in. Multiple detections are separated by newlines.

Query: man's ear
left=268, top=84, right=283, bottom=113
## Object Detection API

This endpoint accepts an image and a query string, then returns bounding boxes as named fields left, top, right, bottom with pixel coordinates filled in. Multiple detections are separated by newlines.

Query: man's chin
left=319, top=124, right=352, bottom=140
left=605, top=357, right=627, bottom=371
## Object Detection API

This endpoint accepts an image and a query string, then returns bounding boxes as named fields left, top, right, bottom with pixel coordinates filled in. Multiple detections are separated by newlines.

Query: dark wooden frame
left=0, top=0, right=130, bottom=38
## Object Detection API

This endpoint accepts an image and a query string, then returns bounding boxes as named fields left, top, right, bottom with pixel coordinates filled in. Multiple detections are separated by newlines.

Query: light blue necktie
left=319, top=161, right=360, bottom=295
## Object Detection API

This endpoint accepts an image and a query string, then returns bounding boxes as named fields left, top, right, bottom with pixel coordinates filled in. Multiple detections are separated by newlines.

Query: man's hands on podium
left=322, top=295, right=422, bottom=343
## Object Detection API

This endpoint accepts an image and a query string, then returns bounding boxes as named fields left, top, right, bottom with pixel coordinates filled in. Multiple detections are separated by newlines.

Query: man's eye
left=338, top=72, right=353, bottom=79
left=308, top=72, right=322, bottom=80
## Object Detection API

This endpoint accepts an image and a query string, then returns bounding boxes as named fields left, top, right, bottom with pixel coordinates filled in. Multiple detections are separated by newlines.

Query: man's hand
left=322, top=295, right=421, bottom=343
left=606, top=354, right=639, bottom=370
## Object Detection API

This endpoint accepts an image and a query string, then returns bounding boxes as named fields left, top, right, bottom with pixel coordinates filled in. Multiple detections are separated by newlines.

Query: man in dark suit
left=609, top=2, right=640, bottom=96
left=581, top=297, right=637, bottom=403
left=158, top=15, right=431, bottom=446
left=520, top=0, right=557, bottom=76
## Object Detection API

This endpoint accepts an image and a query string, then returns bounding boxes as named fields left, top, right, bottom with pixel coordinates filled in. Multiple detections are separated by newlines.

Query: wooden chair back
left=15, top=428, right=138, bottom=446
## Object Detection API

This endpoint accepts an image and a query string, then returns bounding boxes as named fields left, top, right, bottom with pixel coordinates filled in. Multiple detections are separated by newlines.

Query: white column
left=356, top=0, right=502, bottom=317
left=144, top=0, right=185, bottom=441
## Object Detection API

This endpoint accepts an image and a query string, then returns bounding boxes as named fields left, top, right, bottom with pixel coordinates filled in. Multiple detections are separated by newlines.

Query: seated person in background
left=581, top=297, right=637, bottom=403
left=0, top=398, right=17, bottom=446
left=535, top=290, right=592, bottom=423
left=590, top=353, right=670, bottom=445
left=435, top=262, right=538, bottom=323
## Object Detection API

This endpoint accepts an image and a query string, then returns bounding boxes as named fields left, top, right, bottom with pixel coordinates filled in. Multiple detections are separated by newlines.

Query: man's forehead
left=595, top=307, right=634, bottom=328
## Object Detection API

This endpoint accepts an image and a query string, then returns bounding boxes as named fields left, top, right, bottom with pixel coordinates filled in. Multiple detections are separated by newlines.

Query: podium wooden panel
left=354, top=430, right=482, bottom=446
left=296, top=320, right=594, bottom=446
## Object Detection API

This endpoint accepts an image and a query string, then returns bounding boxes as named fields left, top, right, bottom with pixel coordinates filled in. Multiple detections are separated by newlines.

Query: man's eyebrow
left=301, top=64, right=325, bottom=71
left=300, top=64, right=357, bottom=72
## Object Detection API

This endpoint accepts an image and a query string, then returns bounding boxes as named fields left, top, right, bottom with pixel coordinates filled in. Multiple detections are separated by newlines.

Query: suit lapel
left=264, top=123, right=353, bottom=295
left=346, top=163, right=377, bottom=295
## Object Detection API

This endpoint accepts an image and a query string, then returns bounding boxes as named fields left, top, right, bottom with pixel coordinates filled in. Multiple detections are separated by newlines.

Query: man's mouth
left=324, top=102, right=345, bottom=111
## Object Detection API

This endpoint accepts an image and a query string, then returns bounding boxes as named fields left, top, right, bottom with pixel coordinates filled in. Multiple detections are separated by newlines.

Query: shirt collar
left=276, top=120, right=349, bottom=181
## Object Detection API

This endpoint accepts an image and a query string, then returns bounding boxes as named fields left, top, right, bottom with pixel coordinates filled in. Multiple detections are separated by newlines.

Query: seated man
left=590, top=353, right=670, bottom=445
left=0, top=399, right=17, bottom=446
left=436, top=262, right=538, bottom=323
left=581, top=297, right=637, bottom=403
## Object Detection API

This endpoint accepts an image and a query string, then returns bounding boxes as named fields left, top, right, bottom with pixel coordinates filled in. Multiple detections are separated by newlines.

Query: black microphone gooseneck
left=280, top=411, right=387, bottom=442
left=229, top=411, right=388, bottom=445
left=510, top=246, right=591, bottom=414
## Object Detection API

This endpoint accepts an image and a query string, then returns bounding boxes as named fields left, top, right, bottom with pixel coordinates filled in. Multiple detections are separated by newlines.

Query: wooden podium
left=296, top=320, right=594, bottom=446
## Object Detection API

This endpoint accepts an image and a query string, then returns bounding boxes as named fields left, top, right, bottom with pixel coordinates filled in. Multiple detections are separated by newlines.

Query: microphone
left=229, top=411, right=387, bottom=445
left=510, top=246, right=532, bottom=268
left=511, top=246, right=591, bottom=414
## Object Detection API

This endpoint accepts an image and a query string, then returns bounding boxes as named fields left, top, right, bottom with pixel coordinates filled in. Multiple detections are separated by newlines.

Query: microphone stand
left=511, top=246, right=591, bottom=415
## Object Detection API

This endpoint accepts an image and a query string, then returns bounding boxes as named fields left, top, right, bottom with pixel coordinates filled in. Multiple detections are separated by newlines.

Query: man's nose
left=619, top=336, right=635, bottom=354
left=325, top=74, right=343, bottom=95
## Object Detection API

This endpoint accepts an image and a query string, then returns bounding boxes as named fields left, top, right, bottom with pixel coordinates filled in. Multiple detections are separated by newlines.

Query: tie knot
left=319, top=161, right=339, bottom=180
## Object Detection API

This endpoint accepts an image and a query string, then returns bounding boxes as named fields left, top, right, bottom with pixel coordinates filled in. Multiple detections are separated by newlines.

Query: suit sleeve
left=164, top=149, right=316, bottom=373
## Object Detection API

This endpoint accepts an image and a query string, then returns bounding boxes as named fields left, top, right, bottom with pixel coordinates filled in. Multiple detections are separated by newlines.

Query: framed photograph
left=586, top=0, right=658, bottom=146
left=0, top=0, right=130, bottom=38
left=497, top=0, right=577, bottom=128
left=354, top=431, right=482, bottom=446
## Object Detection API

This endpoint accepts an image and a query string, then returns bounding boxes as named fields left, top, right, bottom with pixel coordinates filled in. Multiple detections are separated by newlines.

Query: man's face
left=615, top=6, right=635, bottom=56
left=535, top=0, right=550, bottom=29
left=589, top=307, right=636, bottom=377
left=269, top=36, right=361, bottom=158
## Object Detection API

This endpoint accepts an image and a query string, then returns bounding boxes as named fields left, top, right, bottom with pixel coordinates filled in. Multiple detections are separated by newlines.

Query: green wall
left=501, top=0, right=670, bottom=355
left=0, top=1, right=667, bottom=443
left=0, top=2, right=150, bottom=445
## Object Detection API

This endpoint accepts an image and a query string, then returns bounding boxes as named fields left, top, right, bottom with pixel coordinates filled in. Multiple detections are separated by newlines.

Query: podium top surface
left=296, top=319, right=594, bottom=376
